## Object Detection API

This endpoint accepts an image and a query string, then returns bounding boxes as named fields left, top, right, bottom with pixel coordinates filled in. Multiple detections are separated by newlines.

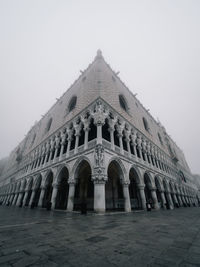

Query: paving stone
left=0, top=206, right=200, bottom=266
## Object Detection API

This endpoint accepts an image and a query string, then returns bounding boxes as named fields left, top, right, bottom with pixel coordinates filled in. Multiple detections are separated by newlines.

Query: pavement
left=0, top=206, right=200, bottom=267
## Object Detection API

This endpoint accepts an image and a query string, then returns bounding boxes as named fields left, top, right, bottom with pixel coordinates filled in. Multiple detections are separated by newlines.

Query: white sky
left=0, top=0, right=200, bottom=174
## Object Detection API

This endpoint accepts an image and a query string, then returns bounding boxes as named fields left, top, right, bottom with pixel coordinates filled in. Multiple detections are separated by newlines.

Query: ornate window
left=46, top=118, right=52, bottom=133
left=119, top=94, right=128, bottom=112
left=158, top=133, right=163, bottom=145
left=143, top=117, right=150, bottom=132
left=68, top=96, right=77, bottom=112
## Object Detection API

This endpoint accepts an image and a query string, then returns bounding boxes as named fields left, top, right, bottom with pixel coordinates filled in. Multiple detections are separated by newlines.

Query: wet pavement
left=0, top=206, right=200, bottom=266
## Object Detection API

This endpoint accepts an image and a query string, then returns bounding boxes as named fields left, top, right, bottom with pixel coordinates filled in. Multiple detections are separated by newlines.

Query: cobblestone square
left=0, top=206, right=200, bottom=266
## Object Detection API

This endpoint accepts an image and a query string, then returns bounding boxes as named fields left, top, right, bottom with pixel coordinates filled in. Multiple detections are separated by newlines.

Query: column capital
left=138, top=184, right=145, bottom=190
left=92, top=100, right=108, bottom=126
left=122, top=180, right=130, bottom=186
left=52, top=183, right=58, bottom=189
left=92, top=175, right=107, bottom=184
left=73, top=122, right=82, bottom=136
left=150, top=186, right=157, bottom=192
left=68, top=178, right=77, bottom=185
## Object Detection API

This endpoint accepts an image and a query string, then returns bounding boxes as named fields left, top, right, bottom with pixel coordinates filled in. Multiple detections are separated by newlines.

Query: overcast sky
left=0, top=0, right=200, bottom=174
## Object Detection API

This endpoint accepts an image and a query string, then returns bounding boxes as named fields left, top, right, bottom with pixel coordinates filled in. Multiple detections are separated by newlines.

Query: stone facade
left=0, top=50, right=199, bottom=212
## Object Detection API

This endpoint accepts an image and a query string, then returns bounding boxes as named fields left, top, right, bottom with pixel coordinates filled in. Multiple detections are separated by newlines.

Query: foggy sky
left=0, top=0, right=200, bottom=174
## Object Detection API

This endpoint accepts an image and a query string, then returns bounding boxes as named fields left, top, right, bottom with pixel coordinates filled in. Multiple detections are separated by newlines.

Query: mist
left=0, top=0, right=200, bottom=174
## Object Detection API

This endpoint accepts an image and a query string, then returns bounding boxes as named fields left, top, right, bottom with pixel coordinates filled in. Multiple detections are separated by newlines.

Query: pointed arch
left=106, top=157, right=127, bottom=182
left=55, top=166, right=69, bottom=210
left=106, top=159, right=126, bottom=211
left=129, top=166, right=143, bottom=210
left=72, top=156, right=92, bottom=180
left=144, top=172, right=153, bottom=203
left=43, top=170, right=54, bottom=208
left=73, top=159, right=93, bottom=211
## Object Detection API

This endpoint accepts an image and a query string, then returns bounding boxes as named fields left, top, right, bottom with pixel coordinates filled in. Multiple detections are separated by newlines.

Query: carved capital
left=138, top=184, right=145, bottom=190
left=92, top=100, right=108, bottom=126
left=122, top=180, right=130, bottom=186
left=52, top=183, right=58, bottom=189
left=136, top=135, right=142, bottom=148
left=74, top=122, right=82, bottom=136
left=92, top=174, right=107, bottom=184
left=67, top=128, right=74, bottom=141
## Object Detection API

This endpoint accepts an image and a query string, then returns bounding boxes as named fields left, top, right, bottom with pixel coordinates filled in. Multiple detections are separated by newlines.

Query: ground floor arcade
left=0, top=155, right=199, bottom=213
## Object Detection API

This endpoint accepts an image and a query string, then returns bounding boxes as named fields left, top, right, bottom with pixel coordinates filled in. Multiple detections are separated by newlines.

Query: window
left=158, top=133, right=163, bottom=145
left=119, top=94, right=128, bottom=112
left=30, top=133, right=36, bottom=148
left=143, top=117, right=150, bottom=132
left=68, top=96, right=77, bottom=112
left=46, top=118, right=52, bottom=133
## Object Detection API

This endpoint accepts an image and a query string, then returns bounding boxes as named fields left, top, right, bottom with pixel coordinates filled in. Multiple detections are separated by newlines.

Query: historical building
left=0, top=50, right=199, bottom=212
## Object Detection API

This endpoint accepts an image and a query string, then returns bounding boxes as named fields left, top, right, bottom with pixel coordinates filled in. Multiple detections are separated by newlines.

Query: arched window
left=46, top=118, right=52, bottom=133
left=158, top=133, right=163, bottom=145
left=143, top=117, right=150, bottom=132
left=119, top=94, right=128, bottom=112
left=68, top=96, right=77, bottom=112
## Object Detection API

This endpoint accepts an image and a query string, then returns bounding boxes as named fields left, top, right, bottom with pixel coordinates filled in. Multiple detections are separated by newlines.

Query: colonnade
left=9, top=100, right=187, bottom=188
left=0, top=160, right=198, bottom=212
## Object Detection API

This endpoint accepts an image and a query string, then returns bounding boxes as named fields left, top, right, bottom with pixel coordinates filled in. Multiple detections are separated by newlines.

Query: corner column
left=94, top=180, right=106, bottom=213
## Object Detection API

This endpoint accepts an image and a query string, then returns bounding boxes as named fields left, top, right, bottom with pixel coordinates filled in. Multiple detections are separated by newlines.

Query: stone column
left=81, top=116, right=90, bottom=150
left=166, top=191, right=174, bottom=209
left=51, top=183, right=58, bottom=209
left=172, top=193, right=179, bottom=207
left=92, top=100, right=108, bottom=145
left=109, top=127, right=115, bottom=150
left=177, top=194, right=183, bottom=206
left=74, top=123, right=82, bottom=154
left=138, top=184, right=146, bottom=210
left=38, top=186, right=46, bottom=207
left=181, top=194, right=186, bottom=206
left=94, top=181, right=106, bottom=213
left=66, top=129, right=73, bottom=158
left=142, top=139, right=148, bottom=162
left=16, top=192, right=23, bottom=206
left=84, top=128, right=89, bottom=150
left=170, top=192, right=176, bottom=206
left=12, top=193, right=18, bottom=205
left=116, top=124, right=124, bottom=155
left=23, top=190, right=29, bottom=206
left=96, top=123, right=103, bottom=144
left=29, top=189, right=36, bottom=206
left=126, top=137, right=131, bottom=157
left=160, top=191, right=167, bottom=209
left=53, top=135, right=60, bottom=163
left=150, top=188, right=159, bottom=210
left=59, top=132, right=66, bottom=160
left=124, top=128, right=131, bottom=157
left=118, top=133, right=124, bottom=155
left=130, top=131, right=137, bottom=157
left=108, top=117, right=117, bottom=151
left=74, top=134, right=80, bottom=154
left=136, top=135, right=142, bottom=159
left=67, top=182, right=76, bottom=212
left=122, top=183, right=131, bottom=212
